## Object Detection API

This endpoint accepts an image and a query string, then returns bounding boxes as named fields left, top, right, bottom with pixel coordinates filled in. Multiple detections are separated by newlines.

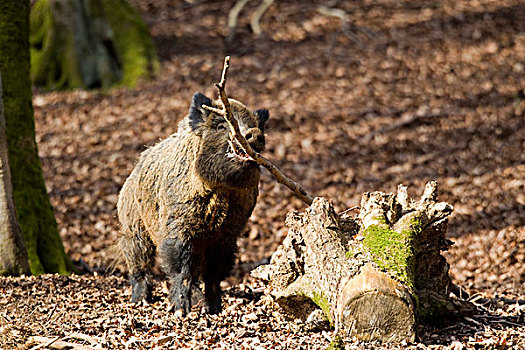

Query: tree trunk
left=0, top=0, right=73, bottom=275
left=0, top=71, right=31, bottom=276
left=30, top=0, right=159, bottom=90
left=253, top=181, right=473, bottom=343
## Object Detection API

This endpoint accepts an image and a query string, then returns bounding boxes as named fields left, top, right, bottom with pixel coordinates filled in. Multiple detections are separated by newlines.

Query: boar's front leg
left=203, top=245, right=236, bottom=314
left=159, top=237, right=193, bottom=315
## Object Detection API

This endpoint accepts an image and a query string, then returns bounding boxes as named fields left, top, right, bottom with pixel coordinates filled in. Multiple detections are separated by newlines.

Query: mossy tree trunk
left=0, top=71, right=31, bottom=276
left=253, top=181, right=473, bottom=343
left=0, top=0, right=73, bottom=275
left=30, top=0, right=159, bottom=90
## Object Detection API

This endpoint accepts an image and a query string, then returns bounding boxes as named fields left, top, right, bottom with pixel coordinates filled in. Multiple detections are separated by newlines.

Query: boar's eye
left=216, top=123, right=227, bottom=131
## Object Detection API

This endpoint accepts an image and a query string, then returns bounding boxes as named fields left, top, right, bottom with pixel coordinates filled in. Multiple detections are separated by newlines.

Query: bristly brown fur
left=114, top=92, right=269, bottom=315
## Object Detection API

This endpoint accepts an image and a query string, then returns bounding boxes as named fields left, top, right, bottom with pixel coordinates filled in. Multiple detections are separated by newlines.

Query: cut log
left=252, top=181, right=473, bottom=342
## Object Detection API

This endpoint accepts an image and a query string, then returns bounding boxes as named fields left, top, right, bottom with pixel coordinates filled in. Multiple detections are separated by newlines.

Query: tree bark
left=0, top=71, right=31, bottom=276
left=0, top=0, right=73, bottom=274
left=253, top=181, right=472, bottom=342
left=30, top=0, right=159, bottom=90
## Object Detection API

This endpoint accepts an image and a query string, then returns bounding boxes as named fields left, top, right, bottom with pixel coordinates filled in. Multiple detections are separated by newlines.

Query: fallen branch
left=226, top=0, right=249, bottom=45
left=28, top=336, right=95, bottom=350
left=250, top=0, right=274, bottom=36
left=316, top=5, right=348, bottom=21
left=67, top=333, right=99, bottom=346
left=362, top=111, right=448, bottom=143
left=226, top=0, right=274, bottom=44
left=316, top=5, right=368, bottom=47
left=125, top=333, right=176, bottom=346
left=203, top=56, right=314, bottom=205
left=28, top=336, right=61, bottom=350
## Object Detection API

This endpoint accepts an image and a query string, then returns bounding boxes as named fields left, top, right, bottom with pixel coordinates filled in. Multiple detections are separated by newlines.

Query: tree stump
left=252, top=181, right=472, bottom=342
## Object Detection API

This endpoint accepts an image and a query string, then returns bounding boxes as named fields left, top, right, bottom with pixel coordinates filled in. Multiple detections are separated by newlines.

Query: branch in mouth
left=227, top=138, right=255, bottom=162
left=203, top=56, right=315, bottom=206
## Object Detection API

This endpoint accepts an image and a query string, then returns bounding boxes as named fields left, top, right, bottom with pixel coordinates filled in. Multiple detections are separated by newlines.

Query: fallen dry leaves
left=1, top=0, right=524, bottom=348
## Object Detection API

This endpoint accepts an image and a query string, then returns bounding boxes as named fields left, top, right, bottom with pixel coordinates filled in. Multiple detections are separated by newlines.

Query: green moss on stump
left=362, top=224, right=417, bottom=290
left=327, top=335, right=345, bottom=350
left=311, top=291, right=332, bottom=325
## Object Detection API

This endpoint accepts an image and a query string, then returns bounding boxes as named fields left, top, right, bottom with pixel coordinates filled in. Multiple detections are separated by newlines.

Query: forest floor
left=1, top=0, right=524, bottom=349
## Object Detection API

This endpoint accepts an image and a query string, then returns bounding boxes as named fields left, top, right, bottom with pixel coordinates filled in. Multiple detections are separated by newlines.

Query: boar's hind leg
left=159, top=238, right=193, bottom=315
left=120, top=231, right=156, bottom=303
left=203, top=246, right=236, bottom=314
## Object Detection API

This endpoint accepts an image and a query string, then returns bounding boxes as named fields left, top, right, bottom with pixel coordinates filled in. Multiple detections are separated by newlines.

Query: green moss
left=327, top=335, right=345, bottom=350
left=30, top=0, right=85, bottom=90
left=376, top=215, right=388, bottom=225
left=362, top=223, right=418, bottom=289
left=100, top=0, right=159, bottom=88
left=298, top=290, right=332, bottom=326
left=311, top=291, right=332, bottom=324
left=1, top=0, right=73, bottom=275
left=30, top=0, right=53, bottom=86
left=345, top=244, right=356, bottom=259
left=345, top=242, right=366, bottom=260
left=30, top=0, right=158, bottom=90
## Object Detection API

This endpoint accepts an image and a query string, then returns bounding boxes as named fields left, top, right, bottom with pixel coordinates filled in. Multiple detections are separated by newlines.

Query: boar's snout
left=244, top=127, right=265, bottom=153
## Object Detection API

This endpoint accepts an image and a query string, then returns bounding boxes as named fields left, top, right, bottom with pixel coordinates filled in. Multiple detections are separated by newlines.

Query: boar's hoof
left=130, top=275, right=152, bottom=303
left=205, top=300, right=222, bottom=315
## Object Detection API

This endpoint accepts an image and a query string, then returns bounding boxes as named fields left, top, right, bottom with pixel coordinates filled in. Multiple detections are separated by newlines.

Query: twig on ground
left=44, top=304, right=58, bottom=323
left=227, top=0, right=274, bottom=43
left=202, top=56, right=314, bottom=205
left=67, top=333, right=98, bottom=346
left=470, top=295, right=525, bottom=306
left=250, top=0, right=274, bottom=36
left=316, top=5, right=348, bottom=21
left=28, top=336, right=95, bottom=350
left=464, top=316, right=483, bottom=327
left=1, top=313, right=12, bottom=323
left=226, top=0, right=250, bottom=44
left=233, top=256, right=271, bottom=272
left=316, top=5, right=374, bottom=47
left=486, top=318, right=524, bottom=328
left=450, top=282, right=470, bottom=300
left=126, top=334, right=176, bottom=346
left=496, top=297, right=525, bottom=305
left=362, top=111, right=447, bottom=143
left=28, top=336, right=61, bottom=350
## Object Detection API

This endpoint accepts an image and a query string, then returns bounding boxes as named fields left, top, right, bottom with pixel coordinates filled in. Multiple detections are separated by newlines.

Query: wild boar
left=115, top=92, right=268, bottom=315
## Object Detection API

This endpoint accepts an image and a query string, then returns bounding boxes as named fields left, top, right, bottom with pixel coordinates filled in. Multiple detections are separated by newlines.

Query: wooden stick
left=250, top=0, right=274, bottom=36
left=226, top=0, right=249, bottom=44
left=28, top=336, right=95, bottom=350
left=28, top=336, right=61, bottom=350
left=203, top=56, right=314, bottom=205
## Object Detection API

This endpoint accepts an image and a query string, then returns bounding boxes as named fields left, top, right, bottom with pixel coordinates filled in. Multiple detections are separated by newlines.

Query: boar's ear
left=189, top=92, right=212, bottom=131
left=256, top=109, right=269, bottom=131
